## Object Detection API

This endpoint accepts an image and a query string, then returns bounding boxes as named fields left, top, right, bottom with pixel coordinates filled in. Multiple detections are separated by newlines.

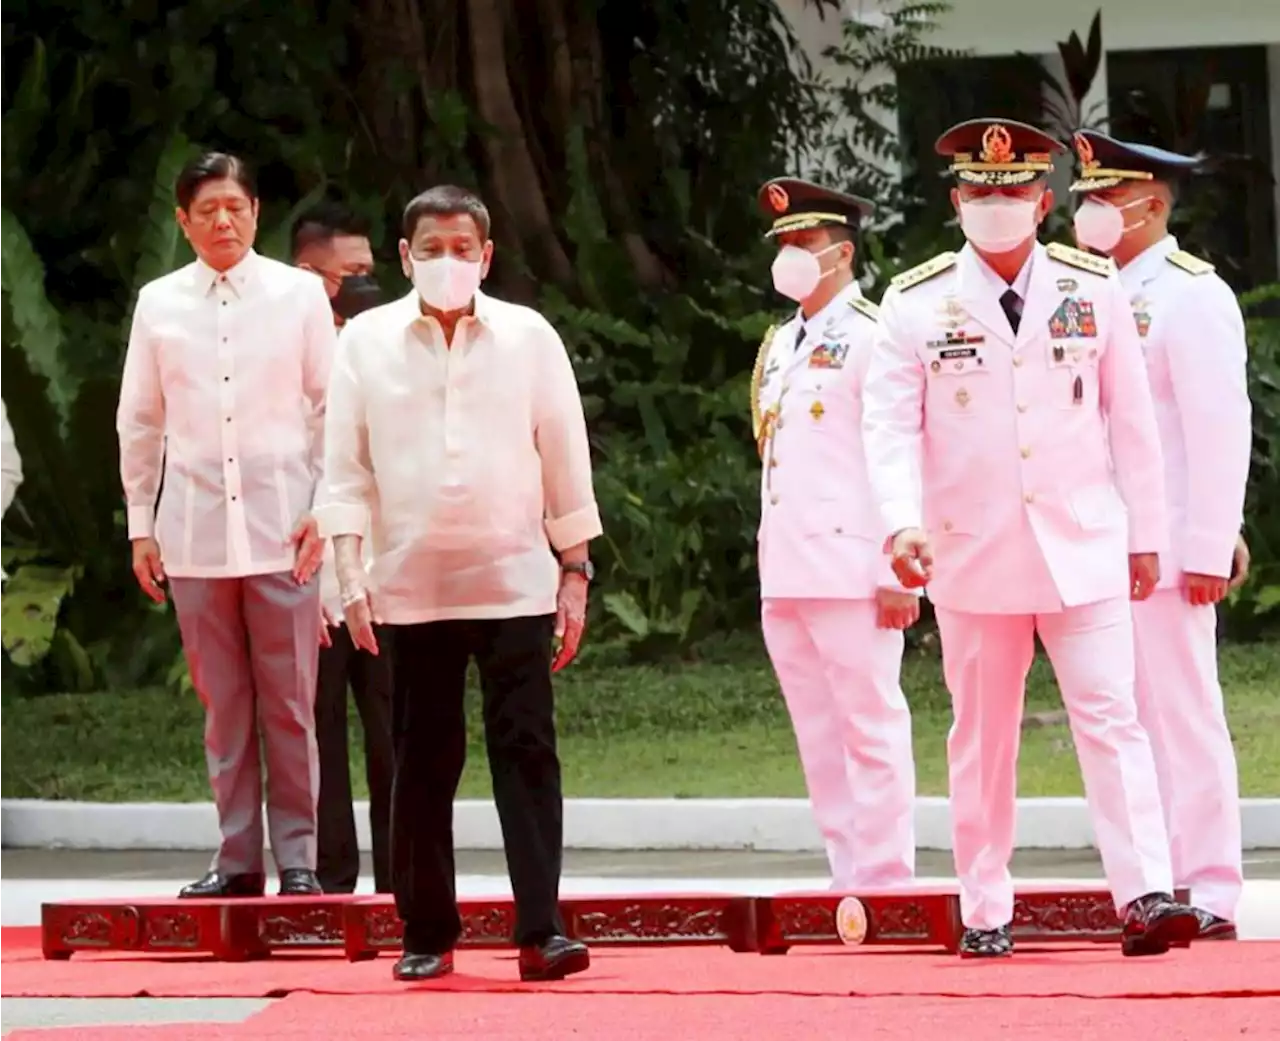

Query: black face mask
left=332, top=275, right=383, bottom=321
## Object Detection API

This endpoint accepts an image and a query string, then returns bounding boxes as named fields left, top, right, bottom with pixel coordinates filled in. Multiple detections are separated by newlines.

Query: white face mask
left=958, top=196, right=1039, bottom=254
left=770, top=243, right=842, bottom=303
left=410, top=256, right=483, bottom=312
left=1073, top=197, right=1151, bottom=254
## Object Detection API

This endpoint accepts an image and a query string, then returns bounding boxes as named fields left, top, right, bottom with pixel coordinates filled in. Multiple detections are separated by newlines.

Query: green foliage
left=1224, top=283, right=1280, bottom=635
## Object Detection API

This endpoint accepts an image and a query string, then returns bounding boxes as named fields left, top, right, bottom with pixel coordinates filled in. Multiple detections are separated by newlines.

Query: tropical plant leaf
left=125, top=130, right=200, bottom=327
left=0, top=563, right=79, bottom=666
left=602, top=591, right=651, bottom=637
left=0, top=208, right=74, bottom=421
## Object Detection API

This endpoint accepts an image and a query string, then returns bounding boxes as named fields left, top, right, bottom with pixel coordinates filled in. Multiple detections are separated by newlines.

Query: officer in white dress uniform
left=752, top=178, right=917, bottom=889
left=861, top=118, right=1200, bottom=958
left=1071, top=130, right=1252, bottom=941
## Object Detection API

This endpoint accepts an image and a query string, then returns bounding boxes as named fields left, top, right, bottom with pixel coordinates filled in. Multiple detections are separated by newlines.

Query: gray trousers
left=169, top=571, right=321, bottom=874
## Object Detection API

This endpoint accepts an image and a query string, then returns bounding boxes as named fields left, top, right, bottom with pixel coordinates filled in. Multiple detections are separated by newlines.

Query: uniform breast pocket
left=925, top=346, right=989, bottom=416
left=1047, top=342, right=1101, bottom=411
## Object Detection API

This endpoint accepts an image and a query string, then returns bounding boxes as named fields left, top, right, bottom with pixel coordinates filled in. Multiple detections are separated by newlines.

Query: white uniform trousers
left=1133, top=589, right=1243, bottom=920
left=761, top=597, right=916, bottom=888
left=935, top=597, right=1174, bottom=930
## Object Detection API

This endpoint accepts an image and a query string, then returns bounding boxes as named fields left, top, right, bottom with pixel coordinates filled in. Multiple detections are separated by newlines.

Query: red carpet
left=4, top=924, right=1279, bottom=1000
left=6, top=994, right=1280, bottom=1041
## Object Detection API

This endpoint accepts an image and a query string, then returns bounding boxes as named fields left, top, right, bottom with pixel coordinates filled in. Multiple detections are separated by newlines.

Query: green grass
left=3, top=636, right=1279, bottom=801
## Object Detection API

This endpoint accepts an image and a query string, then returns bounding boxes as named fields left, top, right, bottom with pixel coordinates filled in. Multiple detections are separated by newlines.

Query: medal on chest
left=1130, top=295, right=1153, bottom=339
left=1048, top=296, right=1098, bottom=339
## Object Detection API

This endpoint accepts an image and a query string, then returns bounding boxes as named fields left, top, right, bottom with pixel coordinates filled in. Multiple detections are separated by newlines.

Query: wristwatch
left=562, top=561, right=595, bottom=581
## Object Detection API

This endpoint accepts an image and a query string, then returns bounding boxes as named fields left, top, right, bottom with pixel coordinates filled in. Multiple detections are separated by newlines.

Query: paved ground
left=4, top=848, right=1279, bottom=1036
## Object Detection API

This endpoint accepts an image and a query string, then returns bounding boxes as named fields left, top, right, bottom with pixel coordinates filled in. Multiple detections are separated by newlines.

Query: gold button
left=1017, top=403, right=1028, bottom=413
left=771, top=494, right=780, bottom=505
left=776, top=418, right=784, bottom=430
left=943, top=521, right=954, bottom=532
left=1024, top=493, right=1035, bottom=504
left=1020, top=447, right=1031, bottom=459
left=1012, top=357, right=1023, bottom=368
left=769, top=458, right=778, bottom=468
left=834, top=526, right=844, bottom=534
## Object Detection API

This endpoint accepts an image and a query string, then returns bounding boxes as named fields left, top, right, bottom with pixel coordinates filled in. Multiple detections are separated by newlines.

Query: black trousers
left=389, top=613, right=564, bottom=954
left=315, top=623, right=395, bottom=893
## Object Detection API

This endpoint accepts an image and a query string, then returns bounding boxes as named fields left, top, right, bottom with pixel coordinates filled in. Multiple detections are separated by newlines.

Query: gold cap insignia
left=766, top=183, right=790, bottom=214
left=980, top=124, right=1014, bottom=165
left=1074, top=133, right=1097, bottom=172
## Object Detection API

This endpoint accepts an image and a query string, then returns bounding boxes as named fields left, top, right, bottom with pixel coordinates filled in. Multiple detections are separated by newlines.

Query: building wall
left=781, top=0, right=1280, bottom=278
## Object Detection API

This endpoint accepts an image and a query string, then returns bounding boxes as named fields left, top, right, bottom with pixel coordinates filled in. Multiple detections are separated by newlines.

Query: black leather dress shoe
left=518, top=935, right=590, bottom=981
left=393, top=951, right=454, bottom=981
left=958, top=924, right=1013, bottom=958
left=278, top=868, right=323, bottom=896
left=1193, top=908, right=1238, bottom=941
left=1122, top=892, right=1200, bottom=956
left=178, top=871, right=266, bottom=899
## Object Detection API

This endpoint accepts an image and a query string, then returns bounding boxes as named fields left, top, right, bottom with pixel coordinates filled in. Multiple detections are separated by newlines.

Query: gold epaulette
left=1046, top=241, right=1113, bottom=276
left=890, top=252, right=958, bottom=292
left=750, top=324, right=776, bottom=449
left=849, top=296, right=880, bottom=321
left=1167, top=249, right=1215, bottom=276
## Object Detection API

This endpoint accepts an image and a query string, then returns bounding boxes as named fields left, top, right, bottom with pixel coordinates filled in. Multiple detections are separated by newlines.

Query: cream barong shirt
left=316, top=290, right=602, bottom=624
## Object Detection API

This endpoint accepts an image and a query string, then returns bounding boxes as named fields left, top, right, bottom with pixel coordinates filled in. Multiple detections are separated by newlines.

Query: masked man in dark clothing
left=291, top=202, right=394, bottom=893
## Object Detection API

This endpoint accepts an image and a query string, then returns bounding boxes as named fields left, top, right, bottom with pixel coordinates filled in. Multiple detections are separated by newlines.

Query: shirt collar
left=400, top=288, right=494, bottom=333
left=797, top=280, right=862, bottom=335
left=966, top=242, right=1035, bottom=300
left=1119, top=234, right=1178, bottom=289
left=195, top=249, right=260, bottom=296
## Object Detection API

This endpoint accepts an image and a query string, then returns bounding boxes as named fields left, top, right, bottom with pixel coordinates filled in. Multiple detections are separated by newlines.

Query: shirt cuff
left=545, top=502, right=603, bottom=552
left=1182, top=531, right=1234, bottom=579
left=127, top=506, right=156, bottom=539
left=316, top=502, right=371, bottom=539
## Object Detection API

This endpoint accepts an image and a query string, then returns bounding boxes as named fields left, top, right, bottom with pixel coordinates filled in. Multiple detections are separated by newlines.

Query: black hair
left=290, top=201, right=372, bottom=260
left=825, top=223, right=858, bottom=245
left=175, top=152, right=257, bottom=212
left=402, top=184, right=491, bottom=241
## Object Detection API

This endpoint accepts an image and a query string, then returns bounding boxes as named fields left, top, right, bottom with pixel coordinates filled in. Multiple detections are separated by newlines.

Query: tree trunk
left=464, top=0, right=574, bottom=286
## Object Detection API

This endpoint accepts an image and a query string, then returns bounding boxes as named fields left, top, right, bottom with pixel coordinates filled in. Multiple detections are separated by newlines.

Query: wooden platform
left=40, top=884, right=1191, bottom=961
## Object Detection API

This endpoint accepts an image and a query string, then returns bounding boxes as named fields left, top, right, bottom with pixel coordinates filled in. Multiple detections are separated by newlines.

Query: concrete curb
left=4, top=797, right=1279, bottom=852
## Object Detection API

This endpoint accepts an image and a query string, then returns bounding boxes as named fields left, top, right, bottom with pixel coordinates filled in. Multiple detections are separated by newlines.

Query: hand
left=343, top=589, right=379, bottom=655
left=889, top=528, right=934, bottom=589
left=1229, top=534, right=1250, bottom=591
left=1183, top=573, right=1229, bottom=606
left=1129, top=553, right=1160, bottom=601
left=290, top=514, right=324, bottom=584
left=319, top=604, right=335, bottom=648
left=875, top=588, right=920, bottom=630
left=552, top=572, right=588, bottom=672
left=131, top=537, right=166, bottom=603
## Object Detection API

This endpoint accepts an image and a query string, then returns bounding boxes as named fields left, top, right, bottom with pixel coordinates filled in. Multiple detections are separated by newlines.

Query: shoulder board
left=849, top=296, right=880, bottom=321
left=1045, top=242, right=1113, bottom=276
left=890, top=252, right=958, bottom=292
left=749, top=324, right=777, bottom=445
left=1167, top=249, right=1215, bottom=276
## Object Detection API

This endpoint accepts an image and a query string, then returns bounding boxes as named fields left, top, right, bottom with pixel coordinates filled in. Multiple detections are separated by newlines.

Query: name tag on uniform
left=808, top=343, right=849, bottom=369
left=939, top=347, right=978, bottom=360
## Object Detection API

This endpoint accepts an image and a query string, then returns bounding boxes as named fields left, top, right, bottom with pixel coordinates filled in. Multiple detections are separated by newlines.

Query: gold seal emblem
left=980, top=124, right=1014, bottom=165
left=766, top=183, right=790, bottom=214
left=835, top=896, right=868, bottom=945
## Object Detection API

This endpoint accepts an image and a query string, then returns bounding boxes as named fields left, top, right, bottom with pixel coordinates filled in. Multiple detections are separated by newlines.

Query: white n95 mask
left=771, top=244, right=840, bottom=303
left=958, top=197, right=1038, bottom=254
left=410, top=256, right=483, bottom=312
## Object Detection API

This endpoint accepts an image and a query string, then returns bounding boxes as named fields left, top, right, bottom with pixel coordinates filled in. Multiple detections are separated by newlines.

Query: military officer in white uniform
left=1071, top=130, right=1252, bottom=940
left=862, top=119, right=1199, bottom=958
left=752, top=178, right=917, bottom=890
